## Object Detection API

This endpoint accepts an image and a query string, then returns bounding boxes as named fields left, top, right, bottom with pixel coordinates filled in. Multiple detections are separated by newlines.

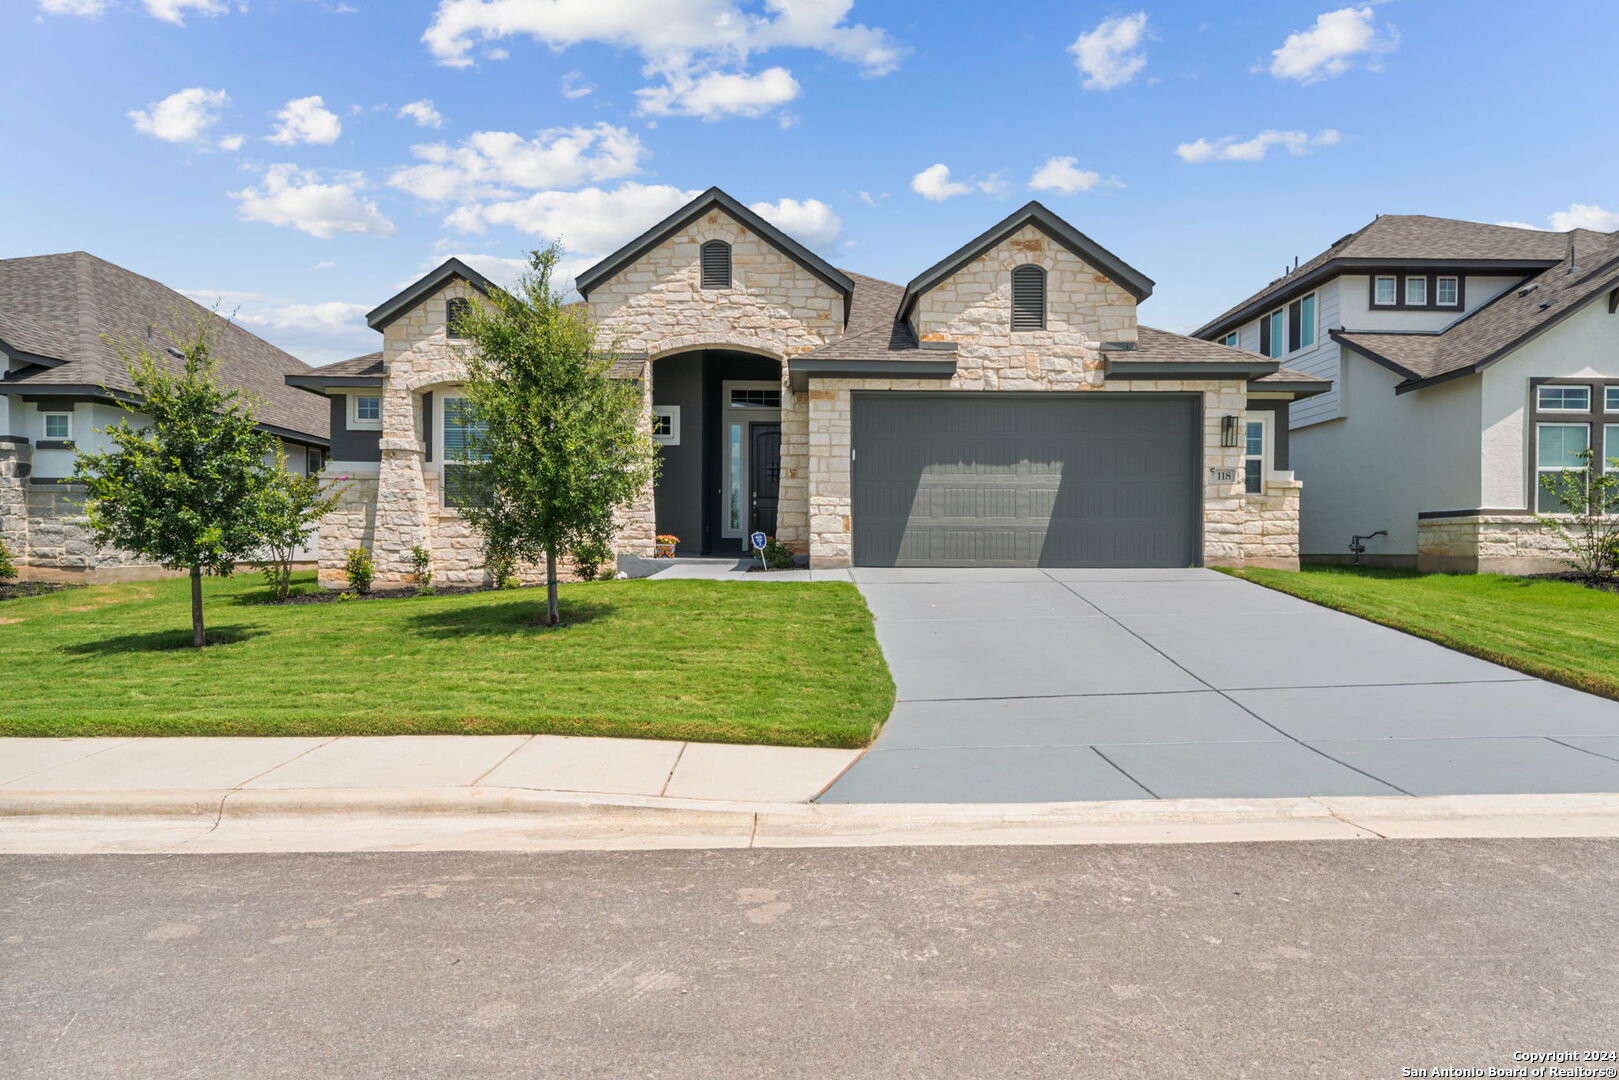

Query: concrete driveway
left=820, top=568, right=1619, bottom=803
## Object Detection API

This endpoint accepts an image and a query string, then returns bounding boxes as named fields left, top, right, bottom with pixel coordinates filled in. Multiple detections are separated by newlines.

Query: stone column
left=0, top=439, right=31, bottom=567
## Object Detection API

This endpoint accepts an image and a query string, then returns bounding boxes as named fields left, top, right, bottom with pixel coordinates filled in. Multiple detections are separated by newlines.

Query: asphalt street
left=4, top=839, right=1617, bottom=1078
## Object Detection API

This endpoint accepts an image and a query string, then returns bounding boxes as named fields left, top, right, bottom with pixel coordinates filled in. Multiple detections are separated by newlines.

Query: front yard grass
left=1226, top=565, right=1619, bottom=700
left=0, top=572, right=895, bottom=748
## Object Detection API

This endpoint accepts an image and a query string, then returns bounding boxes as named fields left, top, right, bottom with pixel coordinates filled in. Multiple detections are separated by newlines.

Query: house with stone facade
left=1194, top=215, right=1619, bottom=573
left=290, top=187, right=1328, bottom=588
left=0, top=252, right=330, bottom=581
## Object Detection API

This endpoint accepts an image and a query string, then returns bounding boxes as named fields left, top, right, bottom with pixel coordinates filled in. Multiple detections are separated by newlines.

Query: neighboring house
left=0, top=252, right=330, bottom=581
left=1194, top=216, right=1619, bottom=573
left=289, top=187, right=1327, bottom=588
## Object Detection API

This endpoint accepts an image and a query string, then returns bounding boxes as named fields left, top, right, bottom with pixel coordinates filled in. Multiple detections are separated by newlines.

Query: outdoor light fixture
left=1221, top=414, right=1240, bottom=447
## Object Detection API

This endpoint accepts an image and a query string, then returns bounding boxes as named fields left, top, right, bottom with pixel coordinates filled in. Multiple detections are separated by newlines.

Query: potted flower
left=655, top=534, right=679, bottom=559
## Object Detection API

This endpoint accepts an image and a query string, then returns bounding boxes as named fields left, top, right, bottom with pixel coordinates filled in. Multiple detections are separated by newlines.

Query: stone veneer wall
left=587, top=209, right=848, bottom=554
left=806, top=375, right=1288, bottom=569
left=1417, top=515, right=1569, bottom=574
left=909, top=224, right=1139, bottom=390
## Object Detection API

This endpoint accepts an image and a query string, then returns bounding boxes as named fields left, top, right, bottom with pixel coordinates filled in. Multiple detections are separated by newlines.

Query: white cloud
left=241, top=301, right=370, bottom=332
left=217, top=133, right=245, bottom=151
left=444, top=182, right=700, bottom=255
left=1175, top=129, right=1341, bottom=164
left=268, top=95, right=343, bottom=146
left=1499, top=205, right=1619, bottom=233
left=749, top=197, right=842, bottom=248
left=1029, top=156, right=1102, bottom=195
left=1069, top=12, right=1149, bottom=91
left=310, top=260, right=337, bottom=271
left=910, top=163, right=1003, bottom=201
left=128, top=87, right=230, bottom=144
left=397, top=99, right=444, bottom=128
left=1268, top=6, right=1398, bottom=83
left=42, top=0, right=227, bottom=20
left=428, top=252, right=532, bottom=288
left=421, top=0, right=901, bottom=120
left=857, top=190, right=886, bottom=206
left=231, top=164, right=396, bottom=238
left=560, top=71, right=595, bottom=99
left=389, top=123, right=646, bottom=202
left=635, top=66, right=800, bottom=119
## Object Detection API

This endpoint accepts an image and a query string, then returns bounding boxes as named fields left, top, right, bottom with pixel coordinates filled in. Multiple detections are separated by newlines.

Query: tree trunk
left=190, top=566, right=205, bottom=647
left=546, top=547, right=560, bottom=627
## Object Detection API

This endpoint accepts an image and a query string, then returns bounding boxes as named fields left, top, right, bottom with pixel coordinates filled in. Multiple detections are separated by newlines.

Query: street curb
left=3, top=788, right=1619, bottom=852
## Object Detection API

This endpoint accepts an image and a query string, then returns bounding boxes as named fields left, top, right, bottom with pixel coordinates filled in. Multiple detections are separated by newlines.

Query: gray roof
left=1334, top=230, right=1619, bottom=388
left=0, top=251, right=328, bottom=441
left=1195, top=215, right=1576, bottom=338
left=796, top=271, right=920, bottom=361
left=311, top=351, right=383, bottom=377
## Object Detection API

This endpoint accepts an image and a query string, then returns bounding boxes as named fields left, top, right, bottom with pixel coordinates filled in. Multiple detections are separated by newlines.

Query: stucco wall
left=1291, top=351, right=1482, bottom=559
left=1480, top=301, right=1619, bottom=510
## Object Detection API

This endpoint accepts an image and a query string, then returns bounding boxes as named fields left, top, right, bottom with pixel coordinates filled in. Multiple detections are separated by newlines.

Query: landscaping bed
left=0, top=581, right=81, bottom=602
left=1226, top=565, right=1619, bottom=701
left=0, top=571, right=895, bottom=747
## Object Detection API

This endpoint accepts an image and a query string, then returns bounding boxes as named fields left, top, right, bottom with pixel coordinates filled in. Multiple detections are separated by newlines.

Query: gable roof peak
left=365, top=256, right=497, bottom=331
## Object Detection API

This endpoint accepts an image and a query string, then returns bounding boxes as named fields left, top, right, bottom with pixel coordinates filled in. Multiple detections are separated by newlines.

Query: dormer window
left=700, top=240, right=732, bottom=289
left=446, top=297, right=471, bottom=338
left=1371, top=273, right=1465, bottom=310
left=1010, top=264, right=1046, bottom=331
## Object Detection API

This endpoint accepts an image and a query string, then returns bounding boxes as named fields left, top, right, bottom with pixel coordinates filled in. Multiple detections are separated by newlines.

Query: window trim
left=1527, top=379, right=1619, bottom=513
left=1242, top=413, right=1270, bottom=495
left=1259, top=308, right=1286, bottom=359
left=1605, top=386, right=1619, bottom=414
left=42, top=412, right=72, bottom=440
left=1369, top=272, right=1468, bottom=311
left=1010, top=263, right=1047, bottom=332
left=651, top=404, right=681, bottom=446
left=1220, top=331, right=1239, bottom=348
left=349, top=393, right=383, bottom=430
left=726, top=381, right=783, bottom=411
left=1536, top=385, right=1592, bottom=413
left=1535, top=421, right=1590, bottom=513
left=1287, top=292, right=1317, bottom=353
left=1404, top=276, right=1428, bottom=306
left=305, top=447, right=324, bottom=475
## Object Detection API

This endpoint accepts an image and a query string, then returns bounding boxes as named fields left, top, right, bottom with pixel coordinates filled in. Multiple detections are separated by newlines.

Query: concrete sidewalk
left=1, top=735, right=861, bottom=803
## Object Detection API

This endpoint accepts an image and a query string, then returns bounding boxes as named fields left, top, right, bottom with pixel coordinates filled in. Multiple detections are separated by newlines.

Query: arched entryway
left=651, top=349, right=785, bottom=555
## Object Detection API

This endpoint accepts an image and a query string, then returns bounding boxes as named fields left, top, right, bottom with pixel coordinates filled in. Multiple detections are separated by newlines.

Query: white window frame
left=652, top=404, right=681, bottom=446
left=305, top=447, right=324, bottom=475
left=1435, top=275, right=1460, bottom=306
left=726, top=381, right=783, bottom=411
left=1536, top=385, right=1592, bottom=413
left=1263, top=309, right=1286, bottom=359
left=1535, top=421, right=1589, bottom=513
left=1220, top=332, right=1239, bottom=348
left=1242, top=414, right=1270, bottom=495
left=349, top=393, right=383, bottom=430
left=1404, top=277, right=1428, bottom=306
left=1605, top=386, right=1619, bottom=413
left=42, top=412, right=72, bottom=440
left=720, top=381, right=782, bottom=539
left=1373, top=275, right=1398, bottom=306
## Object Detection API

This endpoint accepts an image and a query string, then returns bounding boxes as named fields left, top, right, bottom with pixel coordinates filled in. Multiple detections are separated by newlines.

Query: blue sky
left=4, top=0, right=1617, bottom=364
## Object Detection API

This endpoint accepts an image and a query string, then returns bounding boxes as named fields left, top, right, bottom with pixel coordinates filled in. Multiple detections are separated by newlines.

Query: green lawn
left=0, top=573, right=895, bottom=747
left=1226, top=565, right=1619, bottom=700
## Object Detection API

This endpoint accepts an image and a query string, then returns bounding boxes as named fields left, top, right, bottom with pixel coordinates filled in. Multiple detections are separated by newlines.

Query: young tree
left=1536, top=448, right=1619, bottom=581
left=73, top=313, right=278, bottom=646
left=455, top=244, right=658, bottom=626
left=254, top=448, right=345, bottom=601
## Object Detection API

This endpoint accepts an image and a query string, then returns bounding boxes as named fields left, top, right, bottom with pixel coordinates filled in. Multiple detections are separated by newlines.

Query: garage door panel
left=852, top=394, right=1200, bottom=568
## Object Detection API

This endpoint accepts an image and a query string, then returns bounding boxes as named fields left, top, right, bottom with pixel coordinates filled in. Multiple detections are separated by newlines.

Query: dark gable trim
left=365, top=257, right=497, bottom=331
left=285, top=373, right=385, bottom=393
left=574, top=188, right=855, bottom=321
left=0, top=339, right=67, bottom=369
left=1105, top=359, right=1277, bottom=378
left=1193, top=257, right=1560, bottom=340
left=898, top=201, right=1154, bottom=322
left=786, top=357, right=955, bottom=392
left=1251, top=379, right=1331, bottom=399
left=1329, top=330, right=1426, bottom=382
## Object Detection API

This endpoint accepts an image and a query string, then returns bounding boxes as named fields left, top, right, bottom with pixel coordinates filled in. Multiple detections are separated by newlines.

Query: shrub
left=485, top=551, right=520, bottom=590
left=571, top=538, right=615, bottom=581
left=255, top=452, right=345, bottom=601
left=343, top=547, right=375, bottom=595
left=1536, top=449, right=1619, bottom=581
left=409, top=545, right=435, bottom=595
left=761, top=537, right=796, bottom=571
left=0, top=538, right=15, bottom=583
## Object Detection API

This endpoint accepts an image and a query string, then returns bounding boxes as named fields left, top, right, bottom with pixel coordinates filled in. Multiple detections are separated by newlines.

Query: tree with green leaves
left=254, top=448, right=345, bottom=602
left=1537, top=448, right=1619, bottom=581
left=73, top=313, right=278, bottom=646
left=454, top=244, right=658, bottom=626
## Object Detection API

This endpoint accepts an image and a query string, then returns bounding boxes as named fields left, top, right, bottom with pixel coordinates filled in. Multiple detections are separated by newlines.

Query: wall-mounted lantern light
left=1221, top=414, right=1241, bottom=448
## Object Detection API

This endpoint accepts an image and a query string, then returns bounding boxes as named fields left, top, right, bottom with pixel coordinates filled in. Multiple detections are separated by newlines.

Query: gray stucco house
left=289, top=187, right=1328, bottom=588
left=0, top=252, right=330, bottom=581
left=1195, top=216, right=1619, bottom=572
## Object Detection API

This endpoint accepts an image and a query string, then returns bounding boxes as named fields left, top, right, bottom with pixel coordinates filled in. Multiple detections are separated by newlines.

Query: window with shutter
left=1010, top=265, right=1045, bottom=331
left=700, top=241, right=732, bottom=289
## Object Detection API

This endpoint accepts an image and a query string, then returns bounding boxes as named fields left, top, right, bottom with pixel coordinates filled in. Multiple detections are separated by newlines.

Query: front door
left=749, top=422, right=781, bottom=539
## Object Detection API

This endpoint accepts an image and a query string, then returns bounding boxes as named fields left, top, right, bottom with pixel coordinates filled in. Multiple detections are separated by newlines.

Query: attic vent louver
left=1011, top=264, right=1046, bottom=331
left=700, top=240, right=732, bottom=289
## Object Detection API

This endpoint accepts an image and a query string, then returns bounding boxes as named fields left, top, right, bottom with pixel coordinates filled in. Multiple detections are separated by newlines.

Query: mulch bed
left=262, top=583, right=543, bottom=606
left=1526, top=572, right=1619, bottom=595
left=0, top=581, right=82, bottom=602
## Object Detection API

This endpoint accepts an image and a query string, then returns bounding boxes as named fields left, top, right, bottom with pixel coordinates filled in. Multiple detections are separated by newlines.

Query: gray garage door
left=851, top=393, right=1200, bottom=568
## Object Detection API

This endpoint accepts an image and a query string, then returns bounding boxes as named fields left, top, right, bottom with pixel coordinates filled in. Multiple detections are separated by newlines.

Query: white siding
left=1292, top=351, right=1482, bottom=558
left=1480, top=301, right=1619, bottom=510
left=1281, top=279, right=1342, bottom=428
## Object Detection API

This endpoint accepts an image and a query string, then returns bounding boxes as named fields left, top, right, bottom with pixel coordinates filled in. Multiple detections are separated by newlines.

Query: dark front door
left=749, top=422, right=782, bottom=539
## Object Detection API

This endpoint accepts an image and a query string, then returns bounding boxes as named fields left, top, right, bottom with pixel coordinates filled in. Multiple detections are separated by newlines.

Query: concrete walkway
left=1, top=735, right=860, bottom=803
left=640, top=556, right=852, bottom=582
left=822, top=567, right=1619, bottom=803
